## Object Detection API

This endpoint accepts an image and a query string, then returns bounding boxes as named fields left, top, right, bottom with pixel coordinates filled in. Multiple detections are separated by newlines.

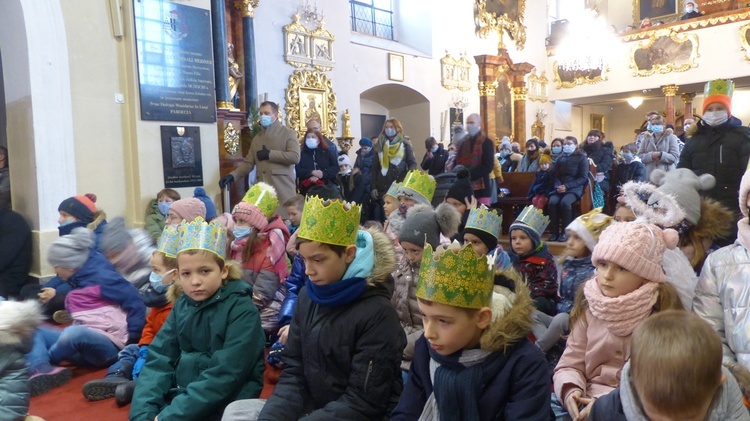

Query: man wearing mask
left=679, top=79, right=750, bottom=244
left=219, top=101, right=300, bottom=215
left=635, top=110, right=662, bottom=151
left=680, top=1, right=701, bottom=20
left=455, top=113, right=495, bottom=205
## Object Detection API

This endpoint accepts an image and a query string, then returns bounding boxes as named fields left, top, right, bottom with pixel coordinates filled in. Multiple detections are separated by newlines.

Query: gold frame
left=632, top=0, right=683, bottom=24
left=284, top=70, right=338, bottom=138
left=629, top=29, right=699, bottom=77
left=590, top=114, right=606, bottom=132
left=552, top=61, right=608, bottom=89
left=476, top=0, right=527, bottom=50
left=740, top=23, right=750, bottom=61
left=283, top=13, right=336, bottom=71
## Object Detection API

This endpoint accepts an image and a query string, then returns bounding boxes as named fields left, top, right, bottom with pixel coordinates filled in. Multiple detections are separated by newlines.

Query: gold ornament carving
left=284, top=13, right=335, bottom=70
left=441, top=51, right=472, bottom=91
left=223, top=122, right=240, bottom=156
left=552, top=61, right=608, bottom=89
left=662, top=84, right=679, bottom=97
left=622, top=11, right=750, bottom=42
left=681, top=92, right=696, bottom=102
left=284, top=70, right=338, bottom=138
left=512, top=86, right=528, bottom=102
left=527, top=69, right=549, bottom=103
left=233, top=0, right=260, bottom=18
left=629, top=29, right=699, bottom=77
left=478, top=81, right=498, bottom=97
left=475, top=0, right=527, bottom=50
left=740, top=23, right=750, bottom=61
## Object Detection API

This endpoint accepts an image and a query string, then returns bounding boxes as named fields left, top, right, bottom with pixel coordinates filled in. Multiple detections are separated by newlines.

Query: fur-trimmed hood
left=166, top=279, right=184, bottom=302
left=0, top=300, right=44, bottom=348
left=480, top=267, right=534, bottom=353
left=87, top=210, right=107, bottom=231
left=366, top=226, right=397, bottom=286
left=693, top=198, right=734, bottom=241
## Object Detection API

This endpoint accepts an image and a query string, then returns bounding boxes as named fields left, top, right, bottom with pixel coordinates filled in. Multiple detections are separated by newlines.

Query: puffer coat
left=391, top=256, right=422, bottom=371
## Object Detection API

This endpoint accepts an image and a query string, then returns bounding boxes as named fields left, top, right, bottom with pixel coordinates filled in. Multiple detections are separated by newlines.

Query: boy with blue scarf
left=222, top=196, right=406, bottom=421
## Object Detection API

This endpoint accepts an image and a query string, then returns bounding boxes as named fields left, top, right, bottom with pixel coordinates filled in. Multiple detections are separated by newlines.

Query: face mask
left=385, top=128, right=396, bottom=137
left=651, top=125, right=664, bottom=134
left=260, top=115, right=273, bottom=127
left=685, top=7, right=694, bottom=13
left=157, top=201, right=171, bottom=216
left=622, top=152, right=633, bottom=161
left=552, top=146, right=562, bottom=154
left=305, top=137, right=319, bottom=149
left=149, top=269, right=175, bottom=294
left=500, top=151, right=510, bottom=158
left=563, top=144, right=576, bottom=154
left=431, top=146, right=438, bottom=153
left=703, top=111, right=729, bottom=126
left=339, top=167, right=352, bottom=176
left=466, top=124, right=480, bottom=136
left=526, top=149, right=536, bottom=156
left=360, top=147, right=370, bottom=154
left=233, top=226, right=252, bottom=239
left=59, top=219, right=75, bottom=227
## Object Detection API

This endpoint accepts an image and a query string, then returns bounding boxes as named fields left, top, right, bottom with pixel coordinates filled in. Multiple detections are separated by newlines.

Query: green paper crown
left=704, top=79, right=734, bottom=98
left=416, top=241, right=494, bottom=309
left=297, top=196, right=361, bottom=246
left=466, top=205, right=502, bottom=240
left=176, top=217, right=228, bottom=261
left=242, top=182, right=278, bottom=218
left=386, top=181, right=401, bottom=198
left=398, top=170, right=436, bottom=204
left=156, top=225, right=180, bottom=258
left=515, top=205, right=550, bottom=235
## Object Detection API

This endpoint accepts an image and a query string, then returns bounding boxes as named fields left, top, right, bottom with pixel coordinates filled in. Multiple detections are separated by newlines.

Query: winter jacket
left=139, top=303, right=173, bottom=347
left=258, top=228, right=406, bottom=421
left=391, top=256, right=422, bottom=371
left=557, top=256, right=595, bottom=314
left=65, top=285, right=130, bottom=349
left=637, top=129, right=680, bottom=177
left=0, top=209, right=32, bottom=298
left=372, top=137, right=418, bottom=197
left=420, top=144, right=449, bottom=176
left=391, top=275, right=552, bottom=421
left=584, top=142, right=615, bottom=193
left=337, top=168, right=367, bottom=204
left=130, top=279, right=265, bottom=421
left=678, top=117, right=750, bottom=219
left=115, top=229, right=155, bottom=293
left=144, top=199, right=166, bottom=243
left=354, top=148, right=375, bottom=193
left=589, top=363, right=750, bottom=421
left=0, top=301, right=43, bottom=421
left=89, top=211, right=109, bottom=252
left=613, top=160, right=647, bottom=193
left=500, top=152, right=522, bottom=173
left=296, top=141, right=340, bottom=195
left=455, top=132, right=495, bottom=197
left=509, top=244, right=558, bottom=309
left=517, top=153, right=540, bottom=172
left=278, top=253, right=305, bottom=327
left=550, top=152, right=589, bottom=199
left=527, top=170, right=555, bottom=198
left=693, top=243, right=750, bottom=367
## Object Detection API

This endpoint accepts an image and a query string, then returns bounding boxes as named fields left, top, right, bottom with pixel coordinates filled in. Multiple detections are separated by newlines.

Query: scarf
left=59, top=221, right=88, bottom=237
left=379, top=135, right=405, bottom=176
left=738, top=217, right=750, bottom=251
left=306, top=277, right=366, bottom=307
left=419, top=347, right=506, bottom=421
left=456, top=135, right=486, bottom=191
left=583, top=279, right=659, bottom=337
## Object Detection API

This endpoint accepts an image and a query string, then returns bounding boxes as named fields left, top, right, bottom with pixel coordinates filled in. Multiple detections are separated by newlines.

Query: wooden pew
left=492, top=172, right=536, bottom=235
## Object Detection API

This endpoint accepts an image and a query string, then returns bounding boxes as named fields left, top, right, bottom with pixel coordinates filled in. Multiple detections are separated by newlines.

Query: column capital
left=512, top=86, right=528, bottom=101
left=233, top=0, right=259, bottom=18
left=680, top=92, right=697, bottom=102
left=478, top=81, right=498, bottom=97
left=661, top=84, right=679, bottom=97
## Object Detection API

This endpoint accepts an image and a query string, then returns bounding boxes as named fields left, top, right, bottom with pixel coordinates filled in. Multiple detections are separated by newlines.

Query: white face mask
left=703, top=111, right=728, bottom=127
left=305, top=137, right=319, bottom=149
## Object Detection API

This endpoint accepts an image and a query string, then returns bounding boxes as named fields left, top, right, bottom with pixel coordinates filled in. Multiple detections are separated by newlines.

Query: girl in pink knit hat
left=552, top=221, right=684, bottom=421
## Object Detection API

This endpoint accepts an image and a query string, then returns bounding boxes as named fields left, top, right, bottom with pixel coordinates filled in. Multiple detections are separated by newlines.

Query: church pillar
left=662, top=84, right=679, bottom=126
left=234, top=0, right=259, bottom=112
left=474, top=55, right=503, bottom=141
left=681, top=92, right=696, bottom=119
left=211, top=0, right=231, bottom=109
left=508, top=63, right=534, bottom=143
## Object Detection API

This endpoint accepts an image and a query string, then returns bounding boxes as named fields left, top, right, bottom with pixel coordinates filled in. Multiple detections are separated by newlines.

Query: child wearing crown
left=463, top=205, right=512, bottom=270
left=222, top=196, right=406, bottom=421
left=130, top=218, right=265, bottom=421
left=231, top=182, right=290, bottom=338
left=387, top=170, right=436, bottom=239
left=391, top=243, right=551, bottom=420
left=508, top=206, right=559, bottom=316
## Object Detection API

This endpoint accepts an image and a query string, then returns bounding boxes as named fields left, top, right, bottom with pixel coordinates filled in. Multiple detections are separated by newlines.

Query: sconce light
left=627, top=97, right=644, bottom=109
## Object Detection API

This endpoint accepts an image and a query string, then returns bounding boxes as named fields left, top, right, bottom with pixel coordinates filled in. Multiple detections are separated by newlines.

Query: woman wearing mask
left=582, top=129, right=615, bottom=197
left=636, top=115, right=680, bottom=179
left=547, top=137, right=589, bottom=242
left=371, top=118, right=417, bottom=221
left=550, top=138, right=564, bottom=164
left=420, top=137, right=448, bottom=176
left=679, top=79, right=750, bottom=243
left=295, top=130, right=339, bottom=195
left=517, top=137, right=541, bottom=172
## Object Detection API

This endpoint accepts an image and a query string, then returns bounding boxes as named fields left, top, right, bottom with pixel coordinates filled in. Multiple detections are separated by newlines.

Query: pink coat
left=553, top=308, right=631, bottom=403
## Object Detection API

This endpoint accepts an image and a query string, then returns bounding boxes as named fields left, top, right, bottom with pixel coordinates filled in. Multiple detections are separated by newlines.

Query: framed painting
left=591, top=114, right=606, bottom=132
left=389, top=53, right=404, bottom=82
left=633, top=0, right=682, bottom=23
left=629, top=29, right=698, bottom=76
left=494, top=74, right=513, bottom=139
left=284, top=70, right=338, bottom=138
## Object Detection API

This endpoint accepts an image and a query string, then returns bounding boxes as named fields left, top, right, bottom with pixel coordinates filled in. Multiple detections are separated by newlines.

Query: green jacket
left=144, top=199, right=165, bottom=243
left=129, top=279, right=265, bottom=421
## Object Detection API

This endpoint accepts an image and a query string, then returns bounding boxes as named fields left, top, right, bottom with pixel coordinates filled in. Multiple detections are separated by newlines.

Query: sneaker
left=52, top=310, right=73, bottom=325
left=82, top=376, right=130, bottom=401
left=115, top=380, right=137, bottom=407
left=29, top=366, right=72, bottom=396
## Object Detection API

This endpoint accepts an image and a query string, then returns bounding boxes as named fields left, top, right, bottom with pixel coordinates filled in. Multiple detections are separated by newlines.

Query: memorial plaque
left=134, top=0, right=216, bottom=123
left=161, top=126, right=204, bottom=188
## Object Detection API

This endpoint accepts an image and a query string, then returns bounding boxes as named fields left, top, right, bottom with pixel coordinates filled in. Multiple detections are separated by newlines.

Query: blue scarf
left=58, top=221, right=87, bottom=237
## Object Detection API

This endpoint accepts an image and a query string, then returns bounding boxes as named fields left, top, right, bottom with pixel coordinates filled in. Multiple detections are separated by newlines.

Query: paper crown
left=704, top=79, right=734, bottom=98
left=397, top=170, right=436, bottom=204
left=385, top=181, right=401, bottom=198
left=514, top=205, right=550, bottom=235
left=566, top=208, right=613, bottom=251
left=156, top=225, right=180, bottom=258
left=176, top=217, right=228, bottom=260
left=416, top=241, right=494, bottom=309
left=297, top=196, right=361, bottom=247
left=465, top=205, right=502, bottom=240
left=242, top=182, right=278, bottom=218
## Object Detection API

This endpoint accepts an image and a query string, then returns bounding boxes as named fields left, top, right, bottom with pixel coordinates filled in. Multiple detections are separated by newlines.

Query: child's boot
left=29, top=364, right=72, bottom=396
left=82, top=371, right=129, bottom=401
left=115, top=380, right=137, bottom=407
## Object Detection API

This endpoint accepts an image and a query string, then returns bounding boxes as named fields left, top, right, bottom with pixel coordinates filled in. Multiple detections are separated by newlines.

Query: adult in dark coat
left=0, top=209, right=31, bottom=298
left=420, top=137, right=448, bottom=176
left=582, top=129, right=615, bottom=196
left=296, top=130, right=339, bottom=196
left=613, top=143, right=647, bottom=193
left=371, top=119, right=417, bottom=222
left=680, top=1, right=702, bottom=20
left=455, top=113, right=495, bottom=205
left=547, top=136, right=589, bottom=242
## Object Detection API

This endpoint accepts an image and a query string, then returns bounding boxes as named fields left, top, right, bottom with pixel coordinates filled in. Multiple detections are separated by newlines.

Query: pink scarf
left=583, top=279, right=659, bottom=337
left=738, top=218, right=750, bottom=251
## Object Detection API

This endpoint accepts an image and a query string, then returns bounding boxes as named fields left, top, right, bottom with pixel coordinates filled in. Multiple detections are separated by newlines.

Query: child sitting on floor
left=144, top=188, right=180, bottom=243
left=463, top=205, right=511, bottom=269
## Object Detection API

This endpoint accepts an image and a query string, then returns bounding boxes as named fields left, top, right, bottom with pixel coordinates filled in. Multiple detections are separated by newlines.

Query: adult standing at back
left=219, top=101, right=300, bottom=213
left=582, top=129, right=615, bottom=197
left=420, top=137, right=448, bottom=176
left=679, top=79, right=750, bottom=243
left=455, top=113, right=495, bottom=205
left=370, top=118, right=417, bottom=221
left=637, top=115, right=680, bottom=178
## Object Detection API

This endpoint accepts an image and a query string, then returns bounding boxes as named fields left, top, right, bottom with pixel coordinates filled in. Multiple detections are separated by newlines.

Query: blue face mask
left=233, top=226, right=252, bottom=239
left=59, top=219, right=75, bottom=227
left=260, top=115, right=274, bottom=127
left=149, top=269, right=175, bottom=294
left=385, top=128, right=396, bottom=138
left=563, top=144, right=576, bottom=154
left=431, top=146, right=438, bottom=153
left=157, top=201, right=171, bottom=216
left=622, top=152, right=633, bottom=161
left=651, top=125, right=664, bottom=134
left=552, top=146, right=562, bottom=154
left=499, top=151, right=510, bottom=158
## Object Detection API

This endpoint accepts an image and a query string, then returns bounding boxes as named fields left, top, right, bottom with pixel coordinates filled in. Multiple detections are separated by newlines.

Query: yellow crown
left=465, top=205, right=502, bottom=240
left=297, top=196, right=361, bottom=246
left=416, top=241, right=494, bottom=309
left=575, top=208, right=612, bottom=239
left=176, top=217, right=228, bottom=260
left=398, top=170, right=436, bottom=205
left=156, top=224, right=180, bottom=258
left=385, top=181, right=401, bottom=198
left=704, top=79, right=734, bottom=98
left=513, top=205, right=550, bottom=235
left=242, top=182, right=278, bottom=218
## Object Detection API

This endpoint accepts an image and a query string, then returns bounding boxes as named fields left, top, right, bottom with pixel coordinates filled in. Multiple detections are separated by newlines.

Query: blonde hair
left=382, top=118, right=404, bottom=136
left=177, top=250, right=242, bottom=285
left=630, top=310, right=722, bottom=417
left=152, top=250, right=178, bottom=270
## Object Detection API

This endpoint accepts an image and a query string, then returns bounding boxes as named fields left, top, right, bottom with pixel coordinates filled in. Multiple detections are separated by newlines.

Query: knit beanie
left=565, top=208, right=613, bottom=252
left=398, top=203, right=461, bottom=249
left=500, top=137, right=512, bottom=150
left=58, top=194, right=97, bottom=224
left=445, top=168, right=473, bottom=204
left=650, top=169, right=715, bottom=225
left=193, top=187, right=217, bottom=220
left=99, top=217, right=133, bottom=254
left=359, top=137, right=373, bottom=147
left=48, top=227, right=94, bottom=269
left=233, top=202, right=268, bottom=231
left=508, top=222, right=542, bottom=251
left=338, top=154, right=352, bottom=167
left=214, top=212, right=235, bottom=233
left=592, top=222, right=679, bottom=283
left=463, top=227, right=498, bottom=251
left=169, top=197, right=206, bottom=222
left=538, top=149, right=553, bottom=166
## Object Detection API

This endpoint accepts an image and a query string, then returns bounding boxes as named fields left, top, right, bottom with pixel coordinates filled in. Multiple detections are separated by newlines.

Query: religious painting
left=739, top=23, right=750, bottom=61
left=476, top=0, right=527, bottom=50
left=311, top=23, right=335, bottom=71
left=630, top=29, right=698, bottom=76
left=494, top=74, right=513, bottom=139
left=285, top=70, right=338, bottom=138
left=590, top=114, right=606, bottom=132
left=552, top=62, right=608, bottom=89
left=633, top=0, right=682, bottom=23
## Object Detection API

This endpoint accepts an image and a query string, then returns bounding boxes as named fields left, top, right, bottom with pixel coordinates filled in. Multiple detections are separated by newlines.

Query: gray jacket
left=637, top=129, right=680, bottom=177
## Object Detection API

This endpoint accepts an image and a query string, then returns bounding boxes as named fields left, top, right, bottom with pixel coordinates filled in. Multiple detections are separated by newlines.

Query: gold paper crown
left=465, top=205, right=502, bottom=240
left=176, top=217, right=228, bottom=260
left=416, top=241, right=494, bottom=309
left=513, top=205, right=550, bottom=235
left=297, top=196, right=361, bottom=247
left=385, top=181, right=401, bottom=198
left=156, top=225, right=180, bottom=258
left=398, top=170, right=436, bottom=204
left=575, top=208, right=612, bottom=239
left=242, top=182, right=278, bottom=218
left=704, top=79, right=734, bottom=98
